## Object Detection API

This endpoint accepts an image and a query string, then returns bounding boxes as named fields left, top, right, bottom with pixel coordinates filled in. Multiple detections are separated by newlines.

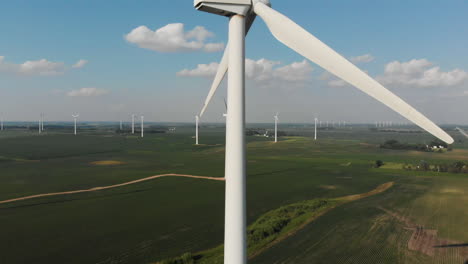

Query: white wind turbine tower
left=314, top=117, right=318, bottom=140
left=0, top=116, right=3, bottom=131
left=132, top=114, right=136, bottom=134
left=223, top=97, right=228, bottom=118
left=39, top=113, right=44, bottom=132
left=273, top=112, right=279, bottom=143
left=140, top=115, right=144, bottom=138
left=72, top=114, right=79, bottom=135
left=193, top=1, right=453, bottom=263
left=195, top=115, right=199, bottom=145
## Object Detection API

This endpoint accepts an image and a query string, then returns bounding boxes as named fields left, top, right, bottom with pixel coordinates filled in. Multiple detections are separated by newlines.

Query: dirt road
left=0, top=174, right=224, bottom=205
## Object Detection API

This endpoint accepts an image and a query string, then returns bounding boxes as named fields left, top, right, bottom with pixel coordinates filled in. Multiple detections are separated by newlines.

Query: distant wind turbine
left=274, top=112, right=279, bottom=143
left=40, top=113, right=44, bottom=132
left=38, top=116, right=41, bottom=134
left=0, top=116, right=3, bottom=131
left=223, top=97, right=228, bottom=118
left=314, top=117, right=318, bottom=140
left=456, top=127, right=468, bottom=138
left=140, top=115, right=144, bottom=138
left=72, top=114, right=79, bottom=135
left=195, top=115, right=199, bottom=145
left=132, top=114, right=136, bottom=134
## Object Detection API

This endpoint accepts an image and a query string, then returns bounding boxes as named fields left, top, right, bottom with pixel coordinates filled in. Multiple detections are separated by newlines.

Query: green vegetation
left=375, top=160, right=384, bottom=168
left=0, top=125, right=466, bottom=264
left=380, top=139, right=449, bottom=152
left=402, top=160, right=468, bottom=173
left=157, top=199, right=337, bottom=264
left=158, top=182, right=394, bottom=263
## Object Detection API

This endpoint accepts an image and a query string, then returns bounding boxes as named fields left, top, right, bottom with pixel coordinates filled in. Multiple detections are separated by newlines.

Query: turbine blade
left=199, top=14, right=256, bottom=117
left=199, top=48, right=228, bottom=117
left=253, top=2, right=453, bottom=144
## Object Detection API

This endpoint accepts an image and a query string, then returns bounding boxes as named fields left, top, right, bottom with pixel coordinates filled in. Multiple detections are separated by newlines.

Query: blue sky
left=0, top=0, right=467, bottom=124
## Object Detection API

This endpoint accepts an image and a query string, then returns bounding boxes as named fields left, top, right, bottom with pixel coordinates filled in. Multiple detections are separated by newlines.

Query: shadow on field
left=0, top=188, right=150, bottom=210
left=433, top=243, right=468, bottom=248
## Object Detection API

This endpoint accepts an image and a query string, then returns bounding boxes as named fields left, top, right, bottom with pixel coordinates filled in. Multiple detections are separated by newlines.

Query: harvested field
left=90, top=160, right=126, bottom=165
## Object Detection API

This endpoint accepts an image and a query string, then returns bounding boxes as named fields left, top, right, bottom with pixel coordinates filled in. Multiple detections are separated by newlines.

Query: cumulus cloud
left=72, top=59, right=88, bottom=69
left=177, top=58, right=313, bottom=88
left=378, top=59, right=468, bottom=88
left=0, top=56, right=87, bottom=76
left=319, top=71, right=353, bottom=87
left=176, top=62, right=219, bottom=77
left=125, top=23, right=224, bottom=53
left=67, top=87, right=109, bottom=97
left=272, top=60, right=314, bottom=82
left=0, top=56, right=65, bottom=76
left=350, top=54, right=374, bottom=64
left=327, top=79, right=347, bottom=87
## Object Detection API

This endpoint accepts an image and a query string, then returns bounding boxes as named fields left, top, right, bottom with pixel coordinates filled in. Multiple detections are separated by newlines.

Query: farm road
left=0, top=174, right=224, bottom=205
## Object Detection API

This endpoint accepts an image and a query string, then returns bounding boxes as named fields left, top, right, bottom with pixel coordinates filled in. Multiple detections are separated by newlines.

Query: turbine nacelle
left=194, top=0, right=251, bottom=16
left=194, top=0, right=270, bottom=17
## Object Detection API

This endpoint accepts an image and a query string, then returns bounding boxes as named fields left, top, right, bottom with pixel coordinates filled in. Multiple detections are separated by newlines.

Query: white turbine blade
left=199, top=15, right=256, bottom=117
left=199, top=48, right=228, bottom=117
left=253, top=2, right=453, bottom=144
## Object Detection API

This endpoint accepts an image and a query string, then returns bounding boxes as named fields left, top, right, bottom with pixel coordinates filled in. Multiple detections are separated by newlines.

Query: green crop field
left=0, top=125, right=467, bottom=264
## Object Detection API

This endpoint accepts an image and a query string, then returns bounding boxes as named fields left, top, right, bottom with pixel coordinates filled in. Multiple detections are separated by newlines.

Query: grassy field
left=0, top=125, right=467, bottom=263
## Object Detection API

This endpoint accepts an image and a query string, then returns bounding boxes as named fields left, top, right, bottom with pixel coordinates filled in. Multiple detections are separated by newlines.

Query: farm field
left=0, top=124, right=467, bottom=264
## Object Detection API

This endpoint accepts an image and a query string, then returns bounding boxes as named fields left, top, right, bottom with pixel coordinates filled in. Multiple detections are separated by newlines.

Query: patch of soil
left=378, top=207, right=468, bottom=260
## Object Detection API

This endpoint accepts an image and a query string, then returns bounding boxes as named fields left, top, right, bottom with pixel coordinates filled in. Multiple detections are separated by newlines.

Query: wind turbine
left=140, top=115, right=144, bottom=138
left=223, top=97, right=228, bottom=118
left=193, top=1, right=453, bottom=263
left=132, top=114, right=136, bottom=134
left=72, top=114, right=79, bottom=135
left=274, top=112, right=279, bottom=143
left=195, top=115, right=199, bottom=145
left=314, top=117, right=318, bottom=140
left=0, top=116, right=3, bottom=131
left=39, top=113, right=44, bottom=132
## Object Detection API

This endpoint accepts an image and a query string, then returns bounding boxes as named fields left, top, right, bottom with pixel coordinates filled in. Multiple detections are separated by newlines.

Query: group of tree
left=403, top=160, right=467, bottom=174
left=380, top=139, right=449, bottom=152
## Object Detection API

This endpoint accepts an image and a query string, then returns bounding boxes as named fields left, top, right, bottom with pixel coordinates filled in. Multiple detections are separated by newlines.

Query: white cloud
left=176, top=62, right=219, bottom=77
left=0, top=56, right=66, bottom=76
left=327, top=79, right=347, bottom=87
left=350, top=54, right=374, bottom=64
left=67, top=87, right=109, bottom=97
left=72, top=59, right=88, bottom=69
left=125, top=23, right=224, bottom=53
left=273, top=60, right=313, bottom=82
left=19, top=59, right=65, bottom=76
left=245, top=58, right=281, bottom=81
left=0, top=56, right=87, bottom=76
left=177, top=58, right=313, bottom=88
left=319, top=71, right=349, bottom=87
left=378, top=59, right=468, bottom=88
